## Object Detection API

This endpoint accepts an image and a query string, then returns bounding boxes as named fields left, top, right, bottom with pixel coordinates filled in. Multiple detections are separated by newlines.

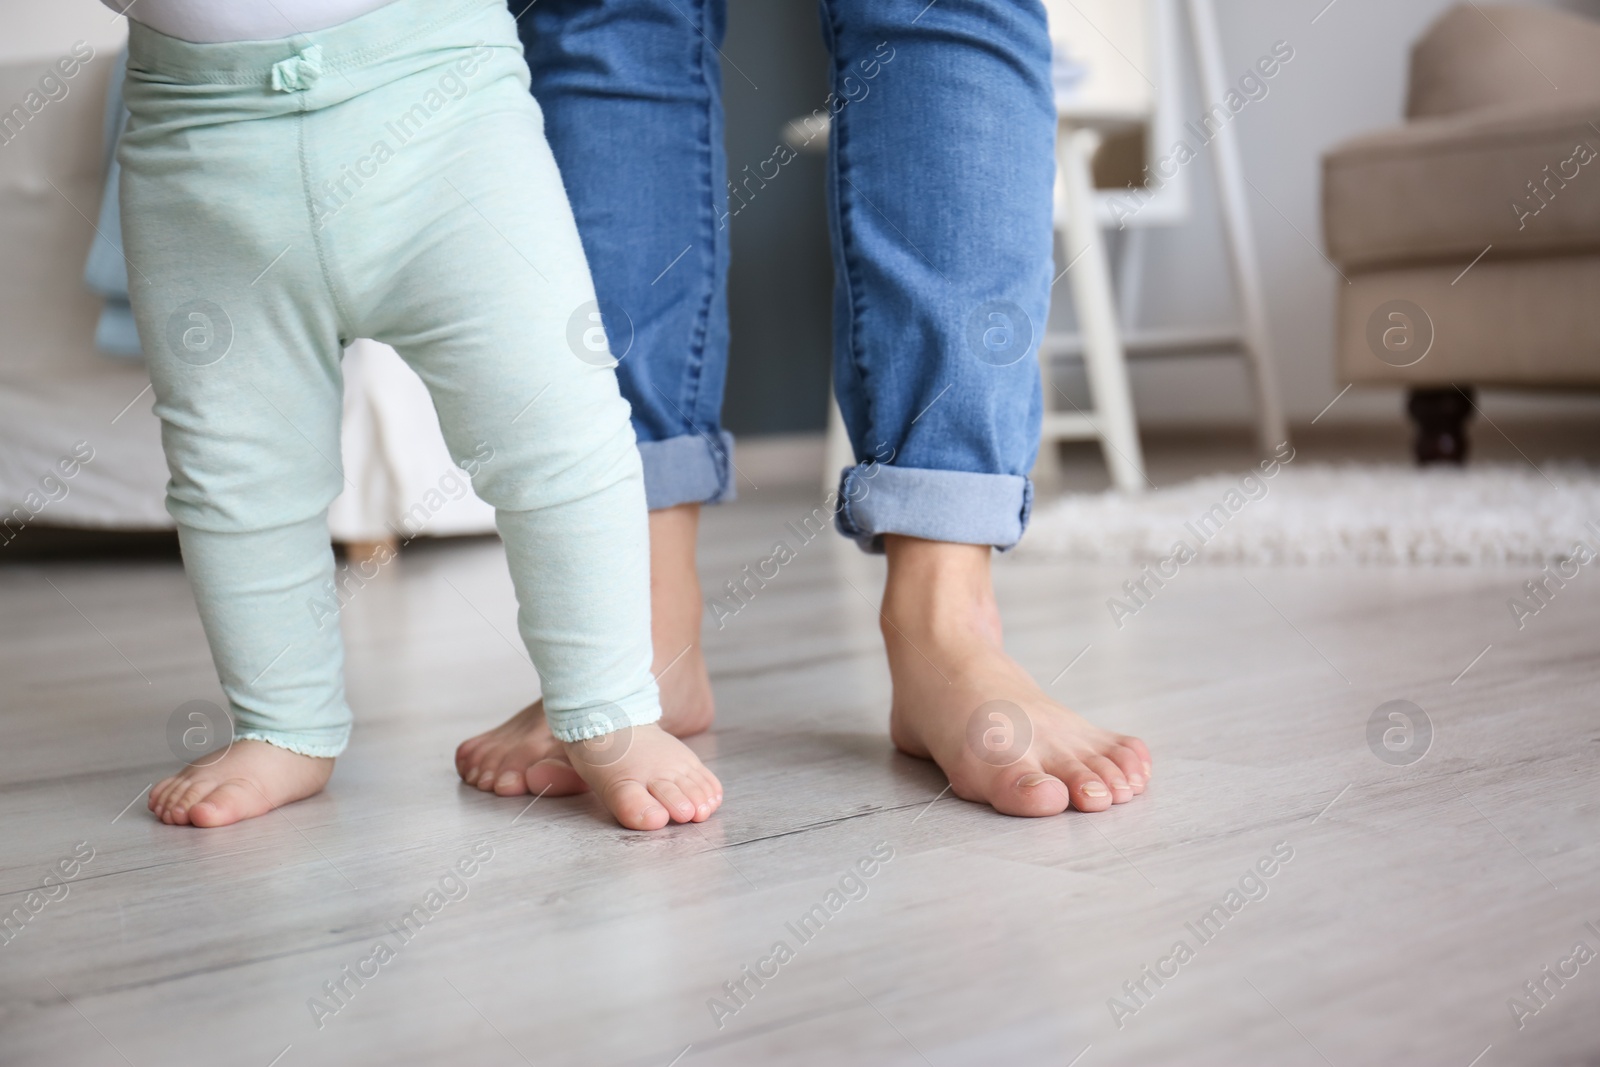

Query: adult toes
left=981, top=766, right=1072, bottom=818
left=1086, top=755, right=1133, bottom=803
left=457, top=741, right=498, bottom=782
left=1119, top=735, right=1153, bottom=777
left=472, top=760, right=503, bottom=792
left=525, top=758, right=587, bottom=797
left=601, top=779, right=670, bottom=831
left=492, top=768, right=530, bottom=796
left=1053, top=759, right=1114, bottom=813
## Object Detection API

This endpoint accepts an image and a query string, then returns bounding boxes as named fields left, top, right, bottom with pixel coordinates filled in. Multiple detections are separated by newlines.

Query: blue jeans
left=520, top=0, right=1054, bottom=550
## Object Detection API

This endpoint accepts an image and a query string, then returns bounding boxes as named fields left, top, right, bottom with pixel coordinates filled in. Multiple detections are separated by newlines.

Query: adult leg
left=821, top=0, right=1151, bottom=815
left=457, top=0, right=731, bottom=795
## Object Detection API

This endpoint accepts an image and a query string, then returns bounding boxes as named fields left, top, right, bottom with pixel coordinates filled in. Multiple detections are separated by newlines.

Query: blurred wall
left=720, top=1, right=833, bottom=437
left=0, top=2, right=127, bottom=63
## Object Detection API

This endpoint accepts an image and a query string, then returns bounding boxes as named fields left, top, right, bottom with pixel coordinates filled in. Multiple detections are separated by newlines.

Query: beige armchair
left=1322, top=3, right=1600, bottom=462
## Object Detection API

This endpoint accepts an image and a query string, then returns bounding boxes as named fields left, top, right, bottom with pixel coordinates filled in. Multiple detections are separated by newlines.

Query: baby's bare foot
left=562, top=723, right=722, bottom=831
left=454, top=503, right=714, bottom=797
left=882, top=536, right=1152, bottom=818
left=148, top=740, right=334, bottom=828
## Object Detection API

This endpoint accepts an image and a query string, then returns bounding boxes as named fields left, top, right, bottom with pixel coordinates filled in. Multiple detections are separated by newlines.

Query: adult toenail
left=1018, top=773, right=1055, bottom=788
left=1082, top=782, right=1110, bottom=798
left=1142, top=761, right=1152, bottom=776
left=1129, top=774, right=1146, bottom=787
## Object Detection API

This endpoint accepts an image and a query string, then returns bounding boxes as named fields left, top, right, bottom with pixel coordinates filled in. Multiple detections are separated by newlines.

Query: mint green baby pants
left=118, top=0, right=660, bottom=754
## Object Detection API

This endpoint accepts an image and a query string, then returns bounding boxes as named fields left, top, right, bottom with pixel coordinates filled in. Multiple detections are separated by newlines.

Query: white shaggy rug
left=1018, top=463, right=1600, bottom=565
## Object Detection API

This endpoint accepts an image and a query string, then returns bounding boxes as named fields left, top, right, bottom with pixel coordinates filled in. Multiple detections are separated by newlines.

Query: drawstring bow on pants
left=270, top=45, right=323, bottom=92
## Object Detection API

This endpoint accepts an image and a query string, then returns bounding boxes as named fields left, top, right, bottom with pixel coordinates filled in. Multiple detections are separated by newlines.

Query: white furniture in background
left=1040, top=0, right=1287, bottom=491
left=329, top=340, right=498, bottom=547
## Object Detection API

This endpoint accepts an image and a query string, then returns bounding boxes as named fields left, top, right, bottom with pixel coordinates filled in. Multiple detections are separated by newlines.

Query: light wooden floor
left=2, top=449, right=1598, bottom=1066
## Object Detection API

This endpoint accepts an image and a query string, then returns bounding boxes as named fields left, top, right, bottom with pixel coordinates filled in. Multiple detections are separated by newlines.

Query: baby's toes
left=647, top=779, right=698, bottom=824
left=602, top=779, right=670, bottom=831
left=157, top=774, right=189, bottom=810
left=166, top=780, right=214, bottom=825
left=188, top=781, right=264, bottom=827
left=150, top=776, right=179, bottom=816
left=686, top=772, right=721, bottom=820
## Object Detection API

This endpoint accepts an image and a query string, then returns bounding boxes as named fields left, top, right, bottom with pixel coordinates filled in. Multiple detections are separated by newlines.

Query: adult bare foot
left=881, top=535, right=1152, bottom=818
left=562, top=722, right=723, bottom=830
left=454, top=503, right=715, bottom=796
left=148, top=740, right=334, bottom=828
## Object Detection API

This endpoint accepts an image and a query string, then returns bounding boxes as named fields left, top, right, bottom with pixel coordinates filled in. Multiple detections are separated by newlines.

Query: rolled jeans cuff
left=546, top=690, right=663, bottom=743
left=638, top=431, right=736, bottom=511
left=834, top=464, right=1034, bottom=553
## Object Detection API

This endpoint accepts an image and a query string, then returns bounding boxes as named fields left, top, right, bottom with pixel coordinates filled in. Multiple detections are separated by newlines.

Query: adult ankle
left=881, top=535, right=998, bottom=640
left=649, top=503, right=701, bottom=583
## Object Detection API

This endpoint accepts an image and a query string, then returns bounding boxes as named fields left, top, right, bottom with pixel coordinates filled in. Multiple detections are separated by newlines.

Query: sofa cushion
left=1408, top=4, right=1600, bottom=120
left=1323, top=96, right=1600, bottom=270
left=1338, top=254, right=1600, bottom=387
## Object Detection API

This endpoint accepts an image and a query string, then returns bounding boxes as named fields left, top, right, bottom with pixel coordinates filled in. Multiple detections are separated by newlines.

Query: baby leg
left=355, top=72, right=721, bottom=829
left=134, top=316, right=349, bottom=825
left=121, top=121, right=350, bottom=826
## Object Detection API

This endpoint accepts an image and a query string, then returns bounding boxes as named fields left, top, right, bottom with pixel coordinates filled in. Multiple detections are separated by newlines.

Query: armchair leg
left=1406, top=387, right=1474, bottom=465
left=341, top=536, right=399, bottom=568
